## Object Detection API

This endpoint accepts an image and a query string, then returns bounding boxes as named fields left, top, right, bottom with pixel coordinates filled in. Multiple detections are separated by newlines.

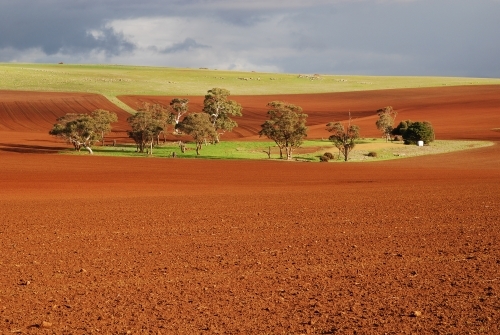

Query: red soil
left=0, top=86, right=499, bottom=334
left=0, top=91, right=132, bottom=153
left=119, top=85, right=500, bottom=141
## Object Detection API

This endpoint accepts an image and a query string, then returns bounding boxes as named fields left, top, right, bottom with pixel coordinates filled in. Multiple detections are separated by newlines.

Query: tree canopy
left=326, top=120, right=360, bottom=162
left=202, top=88, right=242, bottom=142
left=142, top=102, right=175, bottom=144
left=258, top=101, right=308, bottom=160
left=127, top=102, right=178, bottom=153
left=49, top=110, right=117, bottom=154
left=392, top=120, right=435, bottom=144
left=404, top=121, right=435, bottom=145
left=392, top=120, right=412, bottom=137
left=170, top=98, right=189, bottom=132
left=127, top=110, right=162, bottom=154
left=375, top=106, right=397, bottom=142
left=91, top=109, right=118, bottom=146
left=176, top=113, right=217, bottom=155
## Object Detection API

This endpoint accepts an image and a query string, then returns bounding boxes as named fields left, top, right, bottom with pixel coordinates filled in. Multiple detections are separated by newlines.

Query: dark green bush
left=403, top=121, right=435, bottom=145
left=392, top=120, right=412, bottom=137
left=323, top=152, right=334, bottom=160
left=319, top=155, right=330, bottom=162
left=393, top=135, right=403, bottom=141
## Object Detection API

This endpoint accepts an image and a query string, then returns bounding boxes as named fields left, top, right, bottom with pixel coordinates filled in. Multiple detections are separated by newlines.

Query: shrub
left=323, top=152, right=334, bottom=160
left=319, top=155, right=330, bottom=162
left=393, top=135, right=403, bottom=142
left=403, top=121, right=435, bottom=145
left=392, top=120, right=412, bottom=137
left=367, top=151, right=378, bottom=157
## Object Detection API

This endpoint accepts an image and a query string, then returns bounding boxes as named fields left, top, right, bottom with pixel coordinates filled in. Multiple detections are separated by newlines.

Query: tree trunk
left=343, top=146, right=349, bottom=161
left=84, top=145, right=93, bottom=155
left=286, top=147, right=293, bottom=160
left=263, top=146, right=271, bottom=159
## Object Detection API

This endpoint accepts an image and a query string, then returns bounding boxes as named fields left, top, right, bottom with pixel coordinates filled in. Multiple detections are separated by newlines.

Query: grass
left=343, top=139, right=494, bottom=162
left=1, top=63, right=500, bottom=99
left=63, top=139, right=493, bottom=162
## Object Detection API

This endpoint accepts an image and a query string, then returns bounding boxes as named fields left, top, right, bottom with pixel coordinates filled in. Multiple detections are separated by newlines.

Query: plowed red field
left=119, top=85, right=500, bottom=141
left=0, top=91, right=131, bottom=153
left=1, top=86, right=499, bottom=334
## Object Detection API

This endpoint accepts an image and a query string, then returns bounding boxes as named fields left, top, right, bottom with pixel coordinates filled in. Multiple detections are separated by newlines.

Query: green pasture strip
left=103, top=95, right=136, bottom=114
left=335, top=140, right=493, bottom=162
left=61, top=139, right=493, bottom=162
left=1, top=63, right=500, bottom=98
left=76, top=140, right=280, bottom=160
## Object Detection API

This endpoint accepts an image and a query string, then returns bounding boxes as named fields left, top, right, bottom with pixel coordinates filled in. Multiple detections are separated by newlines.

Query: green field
left=67, top=139, right=493, bottom=163
left=2, top=63, right=500, bottom=99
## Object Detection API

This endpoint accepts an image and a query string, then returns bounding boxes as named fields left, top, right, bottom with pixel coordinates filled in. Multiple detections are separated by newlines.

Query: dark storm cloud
left=0, top=0, right=138, bottom=56
left=0, top=0, right=240, bottom=56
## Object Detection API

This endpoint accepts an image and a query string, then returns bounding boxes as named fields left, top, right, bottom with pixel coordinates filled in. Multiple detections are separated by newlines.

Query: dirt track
left=0, top=86, right=499, bottom=334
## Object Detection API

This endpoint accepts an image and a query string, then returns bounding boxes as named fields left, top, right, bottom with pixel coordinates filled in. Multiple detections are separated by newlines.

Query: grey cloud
left=160, top=38, right=210, bottom=54
left=75, top=27, right=136, bottom=56
left=0, top=1, right=136, bottom=57
left=275, top=0, right=500, bottom=77
left=212, top=10, right=270, bottom=27
left=0, top=0, right=499, bottom=77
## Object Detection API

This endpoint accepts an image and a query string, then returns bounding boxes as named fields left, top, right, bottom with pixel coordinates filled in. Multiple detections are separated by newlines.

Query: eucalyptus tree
left=127, top=110, right=163, bottom=154
left=49, top=110, right=118, bottom=154
left=91, top=109, right=118, bottom=146
left=259, top=101, right=308, bottom=160
left=170, top=98, right=189, bottom=132
left=326, top=118, right=360, bottom=162
left=375, top=106, right=397, bottom=142
left=202, top=88, right=242, bottom=142
left=138, top=102, right=173, bottom=144
left=176, top=113, right=217, bottom=155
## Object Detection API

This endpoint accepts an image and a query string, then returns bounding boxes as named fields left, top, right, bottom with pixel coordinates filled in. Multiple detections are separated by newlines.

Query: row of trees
left=48, top=88, right=244, bottom=156
left=49, top=89, right=434, bottom=160
left=259, top=103, right=434, bottom=162
left=257, top=104, right=363, bottom=162
left=127, top=88, right=243, bottom=155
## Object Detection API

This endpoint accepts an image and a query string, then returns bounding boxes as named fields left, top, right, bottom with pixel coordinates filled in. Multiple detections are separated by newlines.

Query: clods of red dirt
left=0, top=86, right=499, bottom=334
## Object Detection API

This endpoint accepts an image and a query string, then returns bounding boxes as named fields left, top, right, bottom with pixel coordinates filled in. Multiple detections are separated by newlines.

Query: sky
left=1, top=0, right=499, bottom=77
